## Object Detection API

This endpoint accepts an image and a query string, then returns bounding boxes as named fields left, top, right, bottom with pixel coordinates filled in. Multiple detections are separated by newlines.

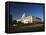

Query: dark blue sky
left=9, top=3, right=44, bottom=20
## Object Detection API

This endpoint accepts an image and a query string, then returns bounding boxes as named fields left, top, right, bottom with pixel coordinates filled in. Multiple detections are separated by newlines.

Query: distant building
left=17, top=12, right=42, bottom=24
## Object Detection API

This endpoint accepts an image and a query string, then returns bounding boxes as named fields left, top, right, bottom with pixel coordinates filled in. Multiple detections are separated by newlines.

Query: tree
left=13, top=20, right=17, bottom=24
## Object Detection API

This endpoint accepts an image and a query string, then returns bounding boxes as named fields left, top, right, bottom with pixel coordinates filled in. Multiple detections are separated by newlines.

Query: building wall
left=17, top=16, right=42, bottom=24
left=21, top=16, right=33, bottom=24
left=32, top=16, right=42, bottom=23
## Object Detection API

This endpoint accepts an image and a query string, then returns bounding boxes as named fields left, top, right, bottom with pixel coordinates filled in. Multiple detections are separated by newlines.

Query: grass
left=9, top=22, right=44, bottom=33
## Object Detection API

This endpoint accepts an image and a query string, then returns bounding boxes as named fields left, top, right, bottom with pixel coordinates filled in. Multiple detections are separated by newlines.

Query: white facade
left=21, top=16, right=32, bottom=24
left=21, top=16, right=42, bottom=24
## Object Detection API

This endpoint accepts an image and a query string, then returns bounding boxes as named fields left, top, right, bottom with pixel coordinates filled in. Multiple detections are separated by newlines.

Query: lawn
left=9, top=22, right=44, bottom=33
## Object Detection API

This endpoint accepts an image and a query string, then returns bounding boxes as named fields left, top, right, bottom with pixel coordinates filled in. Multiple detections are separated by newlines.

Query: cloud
left=21, top=12, right=26, bottom=19
left=17, top=12, right=26, bottom=21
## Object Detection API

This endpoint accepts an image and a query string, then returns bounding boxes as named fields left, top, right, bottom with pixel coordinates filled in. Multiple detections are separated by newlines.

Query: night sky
left=9, top=3, right=44, bottom=21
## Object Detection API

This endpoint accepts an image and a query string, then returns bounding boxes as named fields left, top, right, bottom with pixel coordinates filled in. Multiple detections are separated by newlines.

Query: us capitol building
left=17, top=12, right=42, bottom=24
